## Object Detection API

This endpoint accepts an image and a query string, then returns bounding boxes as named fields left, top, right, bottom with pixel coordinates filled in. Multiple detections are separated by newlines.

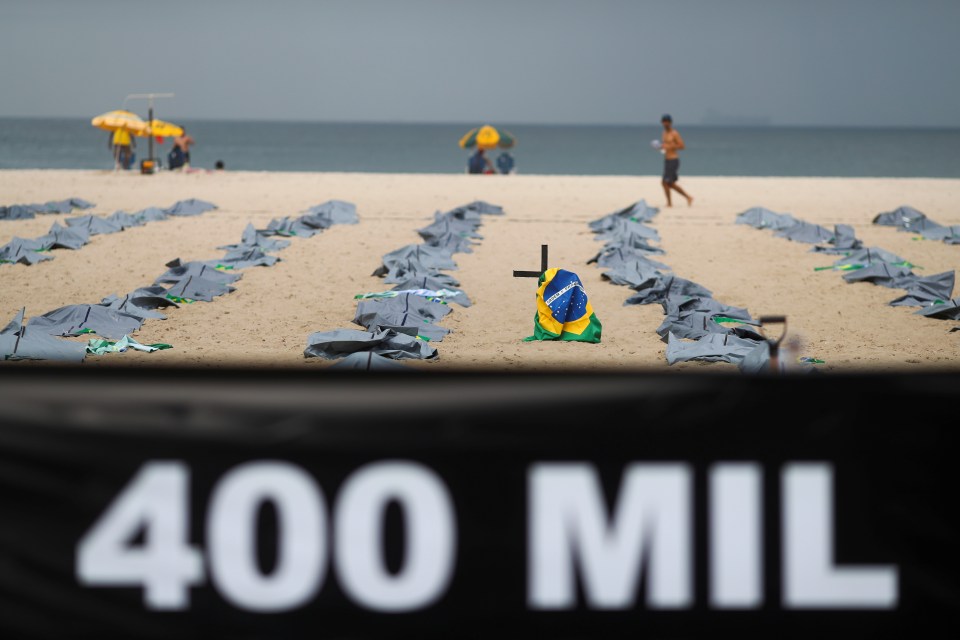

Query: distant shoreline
left=3, top=169, right=958, bottom=181
left=2, top=122, right=959, bottom=177
left=2, top=115, right=960, bottom=131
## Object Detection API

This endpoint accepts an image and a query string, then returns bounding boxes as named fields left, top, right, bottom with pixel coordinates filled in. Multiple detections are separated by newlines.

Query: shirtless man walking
left=659, top=114, right=693, bottom=207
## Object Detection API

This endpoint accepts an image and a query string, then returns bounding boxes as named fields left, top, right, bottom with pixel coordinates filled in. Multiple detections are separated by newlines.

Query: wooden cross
left=513, top=244, right=548, bottom=279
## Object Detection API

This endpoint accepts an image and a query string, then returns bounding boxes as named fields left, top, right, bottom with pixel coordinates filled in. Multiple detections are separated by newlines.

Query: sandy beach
left=1, top=169, right=958, bottom=373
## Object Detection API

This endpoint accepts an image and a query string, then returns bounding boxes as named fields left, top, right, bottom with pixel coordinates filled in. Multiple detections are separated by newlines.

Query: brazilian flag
left=523, top=268, right=602, bottom=343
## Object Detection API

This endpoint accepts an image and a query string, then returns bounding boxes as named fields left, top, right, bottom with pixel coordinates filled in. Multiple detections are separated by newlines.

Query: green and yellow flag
left=523, top=268, right=602, bottom=343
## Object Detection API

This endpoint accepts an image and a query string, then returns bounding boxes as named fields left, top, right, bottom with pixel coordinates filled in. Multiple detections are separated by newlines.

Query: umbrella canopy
left=138, top=119, right=183, bottom=138
left=91, top=109, right=148, bottom=135
left=459, top=124, right=516, bottom=150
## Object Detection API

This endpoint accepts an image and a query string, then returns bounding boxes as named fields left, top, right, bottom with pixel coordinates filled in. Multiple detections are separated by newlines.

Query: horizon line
left=1, top=115, right=959, bottom=130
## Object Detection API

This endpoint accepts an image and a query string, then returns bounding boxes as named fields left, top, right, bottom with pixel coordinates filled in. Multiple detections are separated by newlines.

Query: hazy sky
left=3, top=0, right=958, bottom=127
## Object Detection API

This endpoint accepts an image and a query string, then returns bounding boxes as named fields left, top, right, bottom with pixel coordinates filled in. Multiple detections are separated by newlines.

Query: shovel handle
left=759, top=315, right=788, bottom=353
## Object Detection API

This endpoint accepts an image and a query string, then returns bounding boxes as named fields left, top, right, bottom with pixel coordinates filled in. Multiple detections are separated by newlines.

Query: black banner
left=0, top=366, right=958, bottom=639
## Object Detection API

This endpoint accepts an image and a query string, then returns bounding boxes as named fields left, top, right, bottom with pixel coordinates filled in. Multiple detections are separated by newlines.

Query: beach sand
left=1, top=169, right=958, bottom=373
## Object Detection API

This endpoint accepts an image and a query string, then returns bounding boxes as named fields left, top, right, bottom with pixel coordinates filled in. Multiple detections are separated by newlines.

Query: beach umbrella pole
left=147, top=105, right=154, bottom=170
left=124, top=92, right=174, bottom=174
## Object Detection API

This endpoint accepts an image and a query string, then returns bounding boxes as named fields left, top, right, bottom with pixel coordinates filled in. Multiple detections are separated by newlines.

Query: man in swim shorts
left=660, top=114, right=693, bottom=207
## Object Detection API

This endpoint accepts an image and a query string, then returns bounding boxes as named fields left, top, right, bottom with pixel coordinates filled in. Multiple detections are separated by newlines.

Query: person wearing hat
left=659, top=114, right=693, bottom=207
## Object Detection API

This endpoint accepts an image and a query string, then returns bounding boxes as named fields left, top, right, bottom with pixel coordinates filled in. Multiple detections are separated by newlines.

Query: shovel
left=758, top=315, right=787, bottom=373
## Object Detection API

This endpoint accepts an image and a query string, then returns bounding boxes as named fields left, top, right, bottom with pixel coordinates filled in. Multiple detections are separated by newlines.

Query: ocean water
left=1, top=117, right=958, bottom=178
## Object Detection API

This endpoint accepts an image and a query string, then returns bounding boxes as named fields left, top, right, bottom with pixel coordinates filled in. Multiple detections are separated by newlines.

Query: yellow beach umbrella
left=90, top=109, right=148, bottom=135
left=138, top=119, right=183, bottom=139
left=136, top=118, right=183, bottom=143
left=458, top=124, right=516, bottom=150
left=92, top=109, right=147, bottom=171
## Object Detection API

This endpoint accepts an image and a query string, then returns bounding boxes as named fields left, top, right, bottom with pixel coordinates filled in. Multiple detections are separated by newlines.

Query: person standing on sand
left=109, top=128, right=135, bottom=170
left=659, top=114, right=693, bottom=207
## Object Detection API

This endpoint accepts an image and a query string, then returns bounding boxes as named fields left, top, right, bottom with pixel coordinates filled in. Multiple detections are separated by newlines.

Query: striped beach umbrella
left=458, top=124, right=516, bottom=150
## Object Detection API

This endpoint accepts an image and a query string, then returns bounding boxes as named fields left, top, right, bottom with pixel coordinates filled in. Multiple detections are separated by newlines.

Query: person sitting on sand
left=496, top=151, right=516, bottom=175
left=467, top=148, right=495, bottom=174
left=168, top=128, right=195, bottom=171
left=659, top=114, right=693, bottom=207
